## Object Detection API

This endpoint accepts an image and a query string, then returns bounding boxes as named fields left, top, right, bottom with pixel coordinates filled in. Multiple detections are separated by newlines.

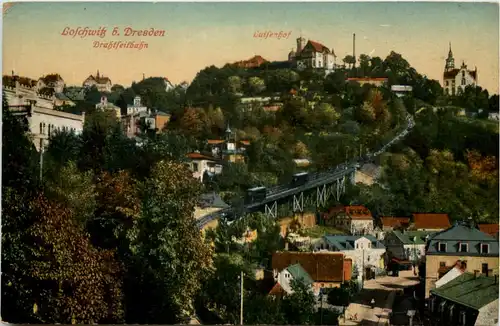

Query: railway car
left=291, top=172, right=309, bottom=188
left=245, top=186, right=267, bottom=204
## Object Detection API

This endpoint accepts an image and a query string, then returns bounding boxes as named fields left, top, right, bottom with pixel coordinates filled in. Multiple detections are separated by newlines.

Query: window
left=482, top=263, right=488, bottom=274
left=438, top=242, right=447, bottom=252
left=459, top=243, right=468, bottom=253
left=459, top=311, right=466, bottom=325
left=481, top=243, right=489, bottom=254
left=39, top=122, right=43, bottom=134
left=445, top=81, right=449, bottom=86
left=192, top=162, right=199, bottom=172
left=461, top=78, right=466, bottom=85
left=48, top=124, right=52, bottom=137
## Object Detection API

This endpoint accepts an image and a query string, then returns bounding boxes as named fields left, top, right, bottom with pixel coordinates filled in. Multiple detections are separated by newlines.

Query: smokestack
left=353, top=33, right=356, bottom=68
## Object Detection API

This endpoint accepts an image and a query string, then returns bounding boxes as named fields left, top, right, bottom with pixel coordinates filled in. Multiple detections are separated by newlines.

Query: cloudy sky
left=3, top=2, right=499, bottom=93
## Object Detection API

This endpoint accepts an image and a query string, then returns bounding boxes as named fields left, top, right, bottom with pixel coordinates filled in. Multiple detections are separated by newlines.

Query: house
left=96, top=96, right=121, bottom=119
left=423, top=221, right=499, bottom=298
left=384, top=230, right=433, bottom=263
left=273, top=263, right=314, bottom=296
left=434, top=260, right=466, bottom=289
left=346, top=78, right=389, bottom=87
left=323, top=205, right=374, bottom=235
left=194, top=193, right=229, bottom=221
left=314, top=235, right=385, bottom=281
left=186, top=152, right=223, bottom=182
left=53, top=92, right=75, bottom=107
left=354, top=163, right=381, bottom=186
left=164, top=77, right=174, bottom=92
left=37, top=73, right=65, bottom=93
left=288, top=37, right=337, bottom=71
left=272, top=252, right=352, bottom=295
left=428, top=272, right=498, bottom=326
left=443, top=43, right=477, bottom=96
left=126, top=96, right=148, bottom=115
left=3, top=80, right=54, bottom=109
left=380, top=217, right=411, bottom=231
left=83, top=70, right=112, bottom=92
left=232, top=55, right=268, bottom=68
left=8, top=102, right=84, bottom=152
left=411, top=213, right=451, bottom=231
left=477, top=223, right=499, bottom=239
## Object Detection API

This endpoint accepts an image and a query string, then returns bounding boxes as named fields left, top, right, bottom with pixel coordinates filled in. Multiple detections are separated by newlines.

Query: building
left=384, top=230, right=433, bottom=263
left=194, top=193, right=229, bottom=221
left=323, top=205, right=374, bottom=235
left=423, top=222, right=499, bottom=298
left=346, top=77, right=389, bottom=87
left=411, top=213, right=451, bottom=231
left=272, top=252, right=352, bottom=295
left=272, top=263, right=314, bottom=296
left=288, top=37, right=337, bottom=71
left=164, top=77, right=175, bottom=92
left=37, top=74, right=65, bottom=93
left=127, top=96, right=148, bottom=115
left=53, top=93, right=75, bottom=107
left=477, top=223, right=499, bottom=238
left=4, top=81, right=54, bottom=109
left=314, top=235, right=386, bottom=281
left=96, top=96, right=121, bottom=119
left=443, top=43, right=477, bottom=96
left=434, top=260, right=466, bottom=289
left=428, top=272, right=498, bottom=326
left=83, top=70, right=112, bottom=92
left=354, top=163, right=381, bottom=186
left=186, top=152, right=223, bottom=182
left=380, top=217, right=411, bottom=232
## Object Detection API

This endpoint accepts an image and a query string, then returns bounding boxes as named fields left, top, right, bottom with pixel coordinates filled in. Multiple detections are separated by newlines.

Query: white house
left=274, top=263, right=315, bottom=295
left=186, top=152, right=223, bottom=182
left=83, top=70, right=112, bottom=92
left=443, top=43, right=478, bottom=96
left=289, top=37, right=337, bottom=71
left=314, top=235, right=386, bottom=282
left=127, top=96, right=148, bottom=115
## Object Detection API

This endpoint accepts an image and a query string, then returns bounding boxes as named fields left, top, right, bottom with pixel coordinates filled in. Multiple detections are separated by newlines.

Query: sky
left=3, top=2, right=499, bottom=93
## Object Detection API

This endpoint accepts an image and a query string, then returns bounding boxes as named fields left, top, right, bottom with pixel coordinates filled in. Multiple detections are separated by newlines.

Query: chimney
left=353, top=33, right=356, bottom=67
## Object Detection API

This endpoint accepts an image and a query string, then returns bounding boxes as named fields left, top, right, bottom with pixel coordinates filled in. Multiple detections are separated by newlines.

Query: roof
left=430, top=273, right=499, bottom=310
left=443, top=68, right=477, bottom=80
left=391, top=230, right=434, bottom=245
left=381, top=217, right=410, bottom=229
left=232, top=55, right=268, bottom=68
left=412, top=213, right=451, bottom=230
left=359, top=163, right=381, bottom=178
left=186, top=152, right=218, bottom=161
left=268, top=282, right=285, bottom=296
left=85, top=74, right=111, bottom=85
left=40, top=74, right=63, bottom=84
left=427, top=223, right=499, bottom=256
left=478, top=224, right=499, bottom=237
left=54, top=92, right=71, bottom=101
left=286, top=264, right=314, bottom=286
left=272, top=252, right=346, bottom=282
left=199, top=193, right=229, bottom=209
left=155, top=111, right=171, bottom=116
left=306, top=40, right=331, bottom=54
left=207, top=139, right=225, bottom=145
left=323, top=235, right=385, bottom=250
left=344, top=205, right=373, bottom=220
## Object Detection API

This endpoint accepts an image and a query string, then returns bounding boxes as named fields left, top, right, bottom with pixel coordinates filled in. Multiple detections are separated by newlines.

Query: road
left=342, top=271, right=419, bottom=326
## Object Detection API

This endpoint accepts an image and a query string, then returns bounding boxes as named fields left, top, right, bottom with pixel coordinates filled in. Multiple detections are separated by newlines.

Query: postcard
left=2, top=2, right=499, bottom=325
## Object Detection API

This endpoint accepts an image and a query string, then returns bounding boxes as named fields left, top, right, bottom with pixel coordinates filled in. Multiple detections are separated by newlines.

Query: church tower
left=296, top=36, right=306, bottom=54
left=445, top=42, right=455, bottom=72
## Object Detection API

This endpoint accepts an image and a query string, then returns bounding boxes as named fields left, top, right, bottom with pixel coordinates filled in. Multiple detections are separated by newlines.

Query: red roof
left=268, top=283, right=285, bottom=296
left=412, top=213, right=451, bottom=230
left=381, top=217, right=410, bottom=229
left=207, top=139, right=225, bottom=145
left=233, top=55, right=268, bottom=68
left=345, top=205, right=373, bottom=220
left=272, top=252, right=348, bottom=282
left=307, top=40, right=330, bottom=53
left=186, top=152, right=217, bottom=161
left=478, top=224, right=499, bottom=237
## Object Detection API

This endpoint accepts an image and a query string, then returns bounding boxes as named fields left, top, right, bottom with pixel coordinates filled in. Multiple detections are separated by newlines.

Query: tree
left=281, top=279, right=316, bottom=325
left=358, top=54, right=371, bottom=76
left=357, top=101, right=376, bottom=123
left=125, top=160, right=213, bottom=323
left=179, top=107, right=209, bottom=138
left=314, top=102, right=341, bottom=129
left=227, top=76, right=242, bottom=94
left=327, top=281, right=355, bottom=307
left=343, top=55, right=356, bottom=69
left=292, top=141, right=311, bottom=159
left=247, top=76, right=266, bottom=95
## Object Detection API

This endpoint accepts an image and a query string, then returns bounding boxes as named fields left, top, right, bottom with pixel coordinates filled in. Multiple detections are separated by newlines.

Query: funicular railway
left=196, top=113, right=415, bottom=229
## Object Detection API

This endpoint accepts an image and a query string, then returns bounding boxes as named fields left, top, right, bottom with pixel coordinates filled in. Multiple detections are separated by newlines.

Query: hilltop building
left=288, top=37, right=337, bottom=71
left=36, top=74, right=65, bottom=93
left=443, top=43, right=477, bottom=96
left=83, top=70, right=112, bottom=92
